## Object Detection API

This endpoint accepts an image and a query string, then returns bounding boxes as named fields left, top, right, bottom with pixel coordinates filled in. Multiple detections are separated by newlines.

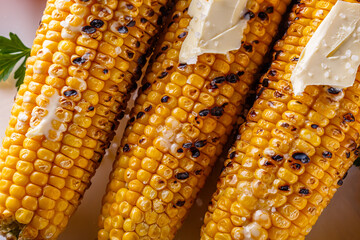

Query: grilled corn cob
left=0, top=0, right=172, bottom=239
left=97, top=0, right=292, bottom=239
left=201, top=0, right=360, bottom=239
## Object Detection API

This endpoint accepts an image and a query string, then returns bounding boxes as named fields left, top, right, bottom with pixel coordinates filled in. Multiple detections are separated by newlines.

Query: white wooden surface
left=0, top=1, right=359, bottom=239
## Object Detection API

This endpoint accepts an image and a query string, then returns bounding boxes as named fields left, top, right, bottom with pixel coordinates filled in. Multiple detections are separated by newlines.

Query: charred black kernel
left=158, top=71, right=168, bottom=79
left=136, top=112, right=145, bottom=119
left=144, top=105, right=152, bottom=112
left=258, top=12, right=268, bottom=21
left=161, top=95, right=169, bottom=103
left=139, top=138, right=145, bottom=144
left=137, top=55, right=146, bottom=65
left=103, top=69, right=109, bottom=74
left=178, top=63, right=187, bottom=69
left=291, top=57, right=299, bottom=61
left=141, top=82, right=151, bottom=91
left=166, top=66, right=174, bottom=71
left=129, top=117, right=135, bottom=123
left=299, top=188, right=310, bottom=195
left=229, top=151, right=236, bottom=159
left=244, top=44, right=253, bottom=52
left=210, top=82, right=219, bottom=89
left=176, top=200, right=185, bottom=207
left=119, top=111, right=125, bottom=120
left=343, top=171, right=348, bottom=180
left=190, top=147, right=200, bottom=158
left=175, top=172, right=189, bottom=180
left=237, top=71, right=245, bottom=77
left=194, top=169, right=202, bottom=175
left=290, top=163, right=302, bottom=170
left=147, top=9, right=155, bottom=17
left=222, top=103, right=228, bottom=108
left=337, top=179, right=343, bottom=186
left=88, top=106, right=95, bottom=111
left=72, top=57, right=86, bottom=65
left=140, top=18, right=148, bottom=23
left=194, top=140, right=207, bottom=148
left=244, top=11, right=255, bottom=19
left=178, top=32, right=187, bottom=38
left=274, top=91, right=284, bottom=98
left=269, top=70, right=276, bottom=76
left=271, top=155, right=283, bottom=161
left=177, top=148, right=184, bottom=153
left=249, top=110, right=257, bottom=118
left=182, top=142, right=192, bottom=148
left=123, top=144, right=130, bottom=152
left=126, top=51, right=134, bottom=59
left=343, top=113, right=355, bottom=122
left=161, top=45, right=169, bottom=51
left=274, top=50, right=283, bottom=60
left=322, top=151, right=332, bottom=158
left=90, top=19, right=104, bottom=28
left=327, top=87, right=341, bottom=94
left=281, top=122, right=289, bottom=128
left=213, top=76, right=226, bottom=84
left=173, top=14, right=179, bottom=20
left=226, top=73, right=239, bottom=83
left=292, top=152, right=310, bottom=164
left=279, top=185, right=290, bottom=191
left=266, top=6, right=274, bottom=13
left=252, top=40, right=259, bottom=44
left=134, top=41, right=140, bottom=48
left=127, top=20, right=136, bottom=27
left=82, top=26, right=96, bottom=34
left=118, top=26, right=129, bottom=34
left=199, top=109, right=210, bottom=117
left=126, top=3, right=134, bottom=9
left=311, top=124, right=318, bottom=129
left=294, top=17, right=299, bottom=21
left=264, top=161, right=273, bottom=166
left=256, top=87, right=265, bottom=99
left=262, top=78, right=269, bottom=87
left=64, top=90, right=78, bottom=97
left=183, top=7, right=188, bottom=13
left=346, top=152, right=351, bottom=158
left=210, top=106, right=224, bottom=117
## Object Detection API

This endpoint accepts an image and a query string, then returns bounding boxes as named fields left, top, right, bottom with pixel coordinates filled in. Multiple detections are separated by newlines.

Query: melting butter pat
left=179, top=0, right=249, bottom=64
left=291, top=1, right=360, bottom=95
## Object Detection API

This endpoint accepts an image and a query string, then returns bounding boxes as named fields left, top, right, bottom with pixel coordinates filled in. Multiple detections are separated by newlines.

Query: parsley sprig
left=0, top=33, right=30, bottom=89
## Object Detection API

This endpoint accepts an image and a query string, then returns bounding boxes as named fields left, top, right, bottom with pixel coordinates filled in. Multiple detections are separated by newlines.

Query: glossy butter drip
left=179, top=0, right=249, bottom=64
left=26, top=91, right=65, bottom=139
left=291, top=1, right=360, bottom=95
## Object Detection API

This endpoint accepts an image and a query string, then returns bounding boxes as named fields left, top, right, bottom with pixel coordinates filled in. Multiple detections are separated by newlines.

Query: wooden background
left=0, top=1, right=359, bottom=239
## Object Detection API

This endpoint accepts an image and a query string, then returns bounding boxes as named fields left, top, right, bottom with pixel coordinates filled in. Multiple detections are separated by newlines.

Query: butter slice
left=291, top=1, right=360, bottom=95
left=179, top=0, right=248, bottom=64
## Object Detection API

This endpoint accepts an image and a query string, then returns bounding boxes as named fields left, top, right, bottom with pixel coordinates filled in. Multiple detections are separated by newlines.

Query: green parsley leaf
left=0, top=33, right=30, bottom=89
